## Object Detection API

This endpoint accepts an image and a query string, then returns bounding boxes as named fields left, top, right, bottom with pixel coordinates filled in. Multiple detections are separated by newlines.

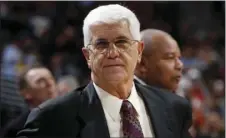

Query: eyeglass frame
left=85, top=39, right=141, bottom=54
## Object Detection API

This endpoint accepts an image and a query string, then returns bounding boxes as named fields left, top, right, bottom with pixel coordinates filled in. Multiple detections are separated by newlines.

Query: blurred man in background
left=19, top=65, right=58, bottom=108
left=134, top=29, right=183, bottom=93
left=1, top=65, right=58, bottom=138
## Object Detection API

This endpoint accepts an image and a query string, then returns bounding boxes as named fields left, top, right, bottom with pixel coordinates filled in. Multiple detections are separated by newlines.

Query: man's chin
left=104, top=73, right=126, bottom=82
left=171, top=84, right=179, bottom=93
left=104, top=79, right=124, bottom=85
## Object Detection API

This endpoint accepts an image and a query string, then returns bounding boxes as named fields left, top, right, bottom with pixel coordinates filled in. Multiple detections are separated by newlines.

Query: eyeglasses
left=86, top=39, right=139, bottom=54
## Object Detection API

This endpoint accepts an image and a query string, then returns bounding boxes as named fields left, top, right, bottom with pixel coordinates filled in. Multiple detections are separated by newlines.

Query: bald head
left=141, top=29, right=177, bottom=57
left=135, top=29, right=183, bottom=92
left=19, top=67, right=57, bottom=108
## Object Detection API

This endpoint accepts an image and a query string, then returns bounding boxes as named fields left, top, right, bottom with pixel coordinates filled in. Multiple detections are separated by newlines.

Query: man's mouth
left=104, top=64, right=124, bottom=67
left=174, top=75, right=182, bottom=82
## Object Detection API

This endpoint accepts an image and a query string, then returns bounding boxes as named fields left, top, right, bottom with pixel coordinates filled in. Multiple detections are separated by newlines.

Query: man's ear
left=82, top=47, right=91, bottom=69
left=137, top=41, right=144, bottom=62
left=20, top=89, right=32, bottom=101
left=138, top=55, right=148, bottom=74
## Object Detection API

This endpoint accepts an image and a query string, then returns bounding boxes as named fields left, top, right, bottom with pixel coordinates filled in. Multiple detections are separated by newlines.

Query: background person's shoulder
left=38, top=85, right=86, bottom=111
left=142, top=84, right=190, bottom=107
left=24, top=85, right=87, bottom=127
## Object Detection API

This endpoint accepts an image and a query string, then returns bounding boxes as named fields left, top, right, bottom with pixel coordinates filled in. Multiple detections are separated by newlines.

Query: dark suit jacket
left=17, top=82, right=192, bottom=138
left=1, top=109, right=30, bottom=138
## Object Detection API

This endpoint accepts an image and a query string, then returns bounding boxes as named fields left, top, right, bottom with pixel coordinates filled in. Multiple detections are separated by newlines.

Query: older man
left=17, top=4, right=192, bottom=138
left=134, top=29, right=183, bottom=92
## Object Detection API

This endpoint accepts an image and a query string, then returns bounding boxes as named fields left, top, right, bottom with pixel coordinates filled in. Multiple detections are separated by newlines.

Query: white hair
left=83, top=4, right=141, bottom=47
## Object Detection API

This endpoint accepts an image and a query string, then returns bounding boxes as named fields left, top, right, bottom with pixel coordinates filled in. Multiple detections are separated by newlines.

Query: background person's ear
left=138, top=56, right=148, bottom=74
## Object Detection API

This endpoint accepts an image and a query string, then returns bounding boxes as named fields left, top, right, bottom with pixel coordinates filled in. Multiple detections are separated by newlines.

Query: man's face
left=21, top=68, right=57, bottom=107
left=145, top=37, right=183, bottom=91
left=82, top=21, right=143, bottom=84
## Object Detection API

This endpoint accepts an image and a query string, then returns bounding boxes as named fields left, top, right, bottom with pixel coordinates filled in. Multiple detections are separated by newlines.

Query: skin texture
left=82, top=21, right=143, bottom=99
left=21, top=68, right=57, bottom=108
left=135, top=29, right=183, bottom=92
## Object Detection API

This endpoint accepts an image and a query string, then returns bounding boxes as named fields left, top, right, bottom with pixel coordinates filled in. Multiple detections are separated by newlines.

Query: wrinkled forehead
left=89, top=20, right=133, bottom=41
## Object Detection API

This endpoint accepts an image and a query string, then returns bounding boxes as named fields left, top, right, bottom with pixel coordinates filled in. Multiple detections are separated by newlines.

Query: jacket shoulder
left=143, top=84, right=190, bottom=106
left=143, top=84, right=192, bottom=123
left=17, top=85, right=87, bottom=137
left=41, top=86, right=84, bottom=108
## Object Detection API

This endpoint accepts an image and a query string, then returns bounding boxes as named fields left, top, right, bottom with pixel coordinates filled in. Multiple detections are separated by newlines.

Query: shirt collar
left=93, top=82, right=141, bottom=122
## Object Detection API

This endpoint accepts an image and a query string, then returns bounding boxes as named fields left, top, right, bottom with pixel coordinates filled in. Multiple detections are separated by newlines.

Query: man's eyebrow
left=163, top=52, right=182, bottom=58
left=93, top=36, right=129, bottom=43
left=94, top=38, right=108, bottom=43
left=34, top=77, right=45, bottom=83
left=162, top=52, right=176, bottom=57
left=96, top=38, right=107, bottom=41
left=164, top=52, right=175, bottom=55
left=115, top=36, right=129, bottom=40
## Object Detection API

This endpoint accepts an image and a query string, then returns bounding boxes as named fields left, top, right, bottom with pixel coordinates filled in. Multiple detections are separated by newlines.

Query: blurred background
left=0, top=1, right=225, bottom=138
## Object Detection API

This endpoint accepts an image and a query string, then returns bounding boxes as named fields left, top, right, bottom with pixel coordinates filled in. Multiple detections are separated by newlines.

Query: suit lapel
left=136, top=84, right=174, bottom=138
left=77, top=82, right=174, bottom=138
left=78, top=83, right=110, bottom=138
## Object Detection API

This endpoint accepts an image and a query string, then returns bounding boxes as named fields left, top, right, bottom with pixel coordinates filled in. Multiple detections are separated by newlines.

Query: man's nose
left=106, top=44, right=120, bottom=59
left=175, top=58, right=183, bottom=71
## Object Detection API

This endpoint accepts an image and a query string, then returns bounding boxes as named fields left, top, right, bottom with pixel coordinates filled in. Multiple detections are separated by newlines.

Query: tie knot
left=120, top=100, right=137, bottom=116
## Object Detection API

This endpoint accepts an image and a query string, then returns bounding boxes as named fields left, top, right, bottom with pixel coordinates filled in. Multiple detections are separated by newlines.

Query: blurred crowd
left=0, top=1, right=225, bottom=138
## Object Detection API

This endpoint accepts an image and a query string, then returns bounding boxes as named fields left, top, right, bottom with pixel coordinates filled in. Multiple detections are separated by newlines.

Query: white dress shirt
left=93, top=82, right=154, bottom=137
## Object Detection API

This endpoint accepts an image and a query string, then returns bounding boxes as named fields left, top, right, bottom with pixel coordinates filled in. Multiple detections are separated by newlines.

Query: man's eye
left=168, top=56, right=175, bottom=59
left=115, top=39, right=128, bottom=44
left=163, top=55, right=175, bottom=60
left=95, top=42, right=109, bottom=49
